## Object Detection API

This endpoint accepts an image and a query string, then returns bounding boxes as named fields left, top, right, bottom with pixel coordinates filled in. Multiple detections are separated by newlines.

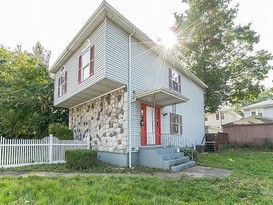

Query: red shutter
left=58, top=77, right=60, bottom=97
left=64, top=71, right=67, bottom=94
left=179, top=115, right=183, bottom=135
left=90, top=45, right=94, bottom=76
left=78, top=55, right=82, bottom=83
left=178, top=75, right=181, bottom=94
left=170, top=112, right=174, bottom=134
left=169, top=68, right=172, bottom=90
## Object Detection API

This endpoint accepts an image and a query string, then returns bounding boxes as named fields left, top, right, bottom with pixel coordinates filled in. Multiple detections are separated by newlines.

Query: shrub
left=48, top=123, right=73, bottom=140
left=65, top=150, right=99, bottom=170
left=264, top=138, right=273, bottom=150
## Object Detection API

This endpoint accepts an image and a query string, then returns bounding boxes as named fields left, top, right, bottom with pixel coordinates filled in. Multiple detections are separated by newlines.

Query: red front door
left=141, top=103, right=161, bottom=146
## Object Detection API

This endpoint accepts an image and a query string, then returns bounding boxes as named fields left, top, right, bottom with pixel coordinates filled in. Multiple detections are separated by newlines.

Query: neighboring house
left=243, top=99, right=273, bottom=118
left=205, top=107, right=242, bottom=133
left=50, top=1, right=207, bottom=169
left=223, top=116, right=273, bottom=146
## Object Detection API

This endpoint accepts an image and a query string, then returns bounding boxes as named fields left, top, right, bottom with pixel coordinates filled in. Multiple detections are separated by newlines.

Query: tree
left=0, top=44, right=68, bottom=138
left=240, top=88, right=273, bottom=107
left=173, top=0, right=273, bottom=112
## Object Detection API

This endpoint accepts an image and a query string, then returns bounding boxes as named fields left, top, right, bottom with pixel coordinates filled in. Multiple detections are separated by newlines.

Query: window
left=221, top=113, right=224, bottom=120
left=172, top=70, right=179, bottom=92
left=78, top=39, right=94, bottom=83
left=216, top=112, right=224, bottom=120
left=170, top=113, right=182, bottom=135
left=251, top=108, right=263, bottom=116
left=216, top=113, right=219, bottom=120
left=205, top=117, right=208, bottom=121
left=58, top=66, right=67, bottom=97
left=169, top=68, right=181, bottom=93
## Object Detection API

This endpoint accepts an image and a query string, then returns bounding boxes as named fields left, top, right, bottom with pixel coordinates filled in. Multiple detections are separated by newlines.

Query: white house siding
left=105, top=19, right=129, bottom=84
left=54, top=21, right=106, bottom=106
left=205, top=111, right=242, bottom=133
left=130, top=37, right=205, bottom=147
left=264, top=108, right=273, bottom=117
left=244, top=110, right=251, bottom=118
left=244, top=107, right=273, bottom=118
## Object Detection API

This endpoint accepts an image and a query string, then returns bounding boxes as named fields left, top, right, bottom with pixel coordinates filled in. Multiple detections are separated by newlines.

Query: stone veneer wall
left=69, top=88, right=128, bottom=154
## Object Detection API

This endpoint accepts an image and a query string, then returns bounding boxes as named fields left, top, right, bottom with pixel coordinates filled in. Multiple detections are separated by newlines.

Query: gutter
left=128, top=29, right=135, bottom=168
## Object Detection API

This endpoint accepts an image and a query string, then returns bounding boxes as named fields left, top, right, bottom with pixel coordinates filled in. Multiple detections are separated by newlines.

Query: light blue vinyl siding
left=105, top=19, right=129, bottom=84
left=54, top=21, right=106, bottom=106
left=264, top=107, right=273, bottom=117
left=130, top=37, right=205, bottom=147
left=244, top=107, right=273, bottom=118
left=161, top=76, right=205, bottom=145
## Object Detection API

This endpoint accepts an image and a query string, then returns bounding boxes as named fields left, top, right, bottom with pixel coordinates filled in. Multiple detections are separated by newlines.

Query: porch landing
left=139, top=147, right=195, bottom=172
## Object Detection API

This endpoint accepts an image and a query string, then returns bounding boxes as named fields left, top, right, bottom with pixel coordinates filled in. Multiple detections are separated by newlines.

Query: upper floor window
left=58, top=65, right=67, bottom=97
left=170, top=113, right=183, bottom=135
left=216, top=113, right=219, bottom=120
left=251, top=108, right=263, bottom=116
left=169, top=68, right=181, bottom=93
left=216, top=112, right=224, bottom=120
left=78, top=39, right=95, bottom=83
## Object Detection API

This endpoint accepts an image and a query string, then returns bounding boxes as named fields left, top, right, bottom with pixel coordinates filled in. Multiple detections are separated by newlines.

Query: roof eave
left=49, top=1, right=208, bottom=90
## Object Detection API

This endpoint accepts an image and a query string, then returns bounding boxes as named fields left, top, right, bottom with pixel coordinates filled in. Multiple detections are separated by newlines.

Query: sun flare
left=160, top=31, right=177, bottom=49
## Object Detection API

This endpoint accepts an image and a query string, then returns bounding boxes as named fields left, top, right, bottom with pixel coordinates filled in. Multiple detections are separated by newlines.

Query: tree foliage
left=174, top=0, right=273, bottom=112
left=240, top=88, right=273, bottom=107
left=0, top=43, right=68, bottom=138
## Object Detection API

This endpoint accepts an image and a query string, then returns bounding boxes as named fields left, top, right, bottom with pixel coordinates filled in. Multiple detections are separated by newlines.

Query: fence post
left=87, top=134, right=90, bottom=150
left=49, top=134, right=53, bottom=164
left=0, top=136, right=2, bottom=167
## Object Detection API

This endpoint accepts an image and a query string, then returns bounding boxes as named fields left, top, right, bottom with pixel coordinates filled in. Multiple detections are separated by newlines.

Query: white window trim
left=59, top=65, right=66, bottom=96
left=172, top=69, right=179, bottom=92
left=81, top=39, right=91, bottom=81
left=250, top=108, right=263, bottom=116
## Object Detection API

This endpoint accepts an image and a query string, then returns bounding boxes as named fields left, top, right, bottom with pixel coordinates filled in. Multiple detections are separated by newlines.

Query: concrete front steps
left=139, top=147, right=195, bottom=172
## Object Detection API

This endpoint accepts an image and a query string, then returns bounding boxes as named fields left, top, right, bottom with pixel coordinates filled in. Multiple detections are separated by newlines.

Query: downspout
left=128, top=29, right=135, bottom=168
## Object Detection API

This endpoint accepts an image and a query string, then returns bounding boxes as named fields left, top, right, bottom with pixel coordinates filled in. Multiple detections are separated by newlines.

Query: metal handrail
left=161, top=133, right=195, bottom=160
left=141, top=133, right=195, bottom=160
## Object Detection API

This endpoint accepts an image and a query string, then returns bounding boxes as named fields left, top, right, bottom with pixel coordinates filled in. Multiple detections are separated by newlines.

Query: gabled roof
left=205, top=107, right=242, bottom=119
left=223, top=115, right=273, bottom=127
left=242, top=99, right=273, bottom=110
left=49, top=1, right=207, bottom=89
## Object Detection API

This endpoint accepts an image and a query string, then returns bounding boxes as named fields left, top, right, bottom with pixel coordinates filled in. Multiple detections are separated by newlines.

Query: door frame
left=140, top=103, right=161, bottom=146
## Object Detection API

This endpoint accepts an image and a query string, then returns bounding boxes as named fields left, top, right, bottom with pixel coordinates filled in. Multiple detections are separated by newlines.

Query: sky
left=1, top=0, right=273, bottom=87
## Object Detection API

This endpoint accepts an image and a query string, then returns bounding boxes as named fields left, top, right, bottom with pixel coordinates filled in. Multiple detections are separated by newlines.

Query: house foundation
left=69, top=88, right=128, bottom=154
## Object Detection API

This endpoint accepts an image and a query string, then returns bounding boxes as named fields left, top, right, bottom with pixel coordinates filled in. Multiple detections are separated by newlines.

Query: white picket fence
left=0, top=134, right=90, bottom=168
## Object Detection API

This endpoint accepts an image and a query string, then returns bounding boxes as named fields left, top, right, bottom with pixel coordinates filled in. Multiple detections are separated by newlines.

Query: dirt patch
left=182, top=166, right=232, bottom=178
left=0, top=166, right=231, bottom=179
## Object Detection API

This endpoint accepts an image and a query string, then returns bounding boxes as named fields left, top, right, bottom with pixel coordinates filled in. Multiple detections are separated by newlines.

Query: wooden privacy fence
left=0, top=134, right=90, bottom=168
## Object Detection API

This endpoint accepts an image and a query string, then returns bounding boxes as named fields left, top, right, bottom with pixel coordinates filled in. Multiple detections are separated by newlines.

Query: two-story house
left=243, top=99, right=273, bottom=118
left=50, top=1, right=207, bottom=170
left=205, top=107, right=242, bottom=133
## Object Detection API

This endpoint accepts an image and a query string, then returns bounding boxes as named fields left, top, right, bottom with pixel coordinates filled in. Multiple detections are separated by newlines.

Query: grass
left=1, top=150, right=273, bottom=204
left=0, top=161, right=164, bottom=175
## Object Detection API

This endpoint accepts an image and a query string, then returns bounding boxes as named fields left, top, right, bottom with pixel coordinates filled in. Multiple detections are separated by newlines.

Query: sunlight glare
left=160, top=30, right=177, bottom=50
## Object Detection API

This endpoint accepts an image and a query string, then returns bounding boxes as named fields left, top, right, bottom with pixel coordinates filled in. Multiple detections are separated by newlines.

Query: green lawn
left=1, top=150, right=273, bottom=204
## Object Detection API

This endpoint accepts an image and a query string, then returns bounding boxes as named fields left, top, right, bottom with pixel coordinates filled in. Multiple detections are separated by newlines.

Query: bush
left=48, top=123, right=73, bottom=140
left=65, top=150, right=99, bottom=170
left=264, top=138, right=273, bottom=150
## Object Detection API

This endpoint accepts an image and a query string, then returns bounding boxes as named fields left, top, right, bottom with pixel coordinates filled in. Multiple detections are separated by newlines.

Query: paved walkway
left=0, top=166, right=231, bottom=179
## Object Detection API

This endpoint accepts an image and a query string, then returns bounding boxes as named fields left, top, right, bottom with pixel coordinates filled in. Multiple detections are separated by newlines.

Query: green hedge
left=48, top=123, right=73, bottom=140
left=65, top=150, right=99, bottom=170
